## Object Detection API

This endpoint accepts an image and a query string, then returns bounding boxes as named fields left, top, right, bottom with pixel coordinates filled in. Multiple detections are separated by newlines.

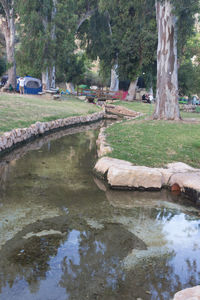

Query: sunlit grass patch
left=0, top=94, right=100, bottom=134
left=106, top=119, right=200, bottom=168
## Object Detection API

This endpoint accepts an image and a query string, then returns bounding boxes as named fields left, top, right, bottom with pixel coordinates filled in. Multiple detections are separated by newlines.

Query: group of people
left=142, top=93, right=153, bottom=103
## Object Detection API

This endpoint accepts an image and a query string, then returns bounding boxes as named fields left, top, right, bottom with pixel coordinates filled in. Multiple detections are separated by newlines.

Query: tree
left=153, top=0, right=199, bottom=120
left=77, top=8, right=113, bottom=86
left=99, top=0, right=157, bottom=100
left=178, top=31, right=200, bottom=96
left=17, top=0, right=78, bottom=88
left=0, top=0, right=16, bottom=89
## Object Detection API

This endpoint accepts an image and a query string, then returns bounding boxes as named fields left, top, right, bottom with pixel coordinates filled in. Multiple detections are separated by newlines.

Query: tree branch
left=77, top=8, right=97, bottom=31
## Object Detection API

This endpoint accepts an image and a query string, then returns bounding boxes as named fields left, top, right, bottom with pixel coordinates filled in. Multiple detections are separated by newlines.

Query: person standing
left=18, top=77, right=25, bottom=94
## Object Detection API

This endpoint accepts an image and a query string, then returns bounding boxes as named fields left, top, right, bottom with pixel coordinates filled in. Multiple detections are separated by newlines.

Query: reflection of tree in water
left=0, top=125, right=100, bottom=201
left=0, top=162, right=12, bottom=196
left=120, top=252, right=200, bottom=300
left=0, top=216, right=70, bottom=294
left=1, top=190, right=200, bottom=299
left=0, top=218, right=147, bottom=299
left=59, top=223, right=147, bottom=300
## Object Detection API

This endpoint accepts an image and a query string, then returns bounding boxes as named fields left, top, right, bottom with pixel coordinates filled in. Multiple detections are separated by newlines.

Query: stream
left=0, top=122, right=200, bottom=300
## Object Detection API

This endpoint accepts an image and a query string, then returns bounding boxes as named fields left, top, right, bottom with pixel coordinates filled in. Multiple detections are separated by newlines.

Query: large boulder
left=107, top=165, right=163, bottom=189
left=94, top=157, right=133, bottom=176
left=173, top=286, right=200, bottom=300
left=169, top=172, right=200, bottom=192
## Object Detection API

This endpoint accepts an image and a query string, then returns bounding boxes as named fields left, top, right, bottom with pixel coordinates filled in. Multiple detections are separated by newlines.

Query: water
left=0, top=123, right=200, bottom=300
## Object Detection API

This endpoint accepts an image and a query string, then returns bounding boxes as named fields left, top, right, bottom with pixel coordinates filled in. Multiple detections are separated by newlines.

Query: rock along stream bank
left=95, top=127, right=200, bottom=204
left=0, top=111, right=105, bottom=154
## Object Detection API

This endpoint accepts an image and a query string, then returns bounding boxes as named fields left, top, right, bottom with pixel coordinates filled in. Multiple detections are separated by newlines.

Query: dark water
left=0, top=123, right=200, bottom=300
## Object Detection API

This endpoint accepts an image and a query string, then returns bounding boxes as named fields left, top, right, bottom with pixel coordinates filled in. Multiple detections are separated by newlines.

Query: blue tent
left=17, top=77, right=42, bottom=94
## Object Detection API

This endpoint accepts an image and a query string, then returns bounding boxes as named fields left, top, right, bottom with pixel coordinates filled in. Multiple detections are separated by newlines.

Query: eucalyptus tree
left=17, top=0, right=98, bottom=89
left=77, top=9, right=112, bottom=84
left=0, top=0, right=16, bottom=89
left=17, top=0, right=78, bottom=89
left=99, top=0, right=157, bottom=99
left=153, top=0, right=199, bottom=120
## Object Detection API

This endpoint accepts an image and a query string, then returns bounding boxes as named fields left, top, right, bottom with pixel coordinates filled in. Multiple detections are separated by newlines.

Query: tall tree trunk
left=110, top=63, right=119, bottom=92
left=50, top=0, right=56, bottom=89
left=42, top=68, right=49, bottom=90
left=42, top=66, right=56, bottom=90
left=42, top=0, right=56, bottom=90
left=66, top=82, right=75, bottom=94
left=126, top=78, right=138, bottom=101
left=0, top=2, right=16, bottom=89
left=153, top=0, right=180, bottom=120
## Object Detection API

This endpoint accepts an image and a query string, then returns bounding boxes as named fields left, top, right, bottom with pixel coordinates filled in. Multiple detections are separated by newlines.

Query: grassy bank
left=111, top=100, right=200, bottom=120
left=106, top=119, right=200, bottom=169
left=0, top=93, right=100, bottom=135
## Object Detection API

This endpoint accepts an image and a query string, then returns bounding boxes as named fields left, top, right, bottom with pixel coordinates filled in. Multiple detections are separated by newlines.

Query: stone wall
left=94, top=157, right=200, bottom=203
left=181, top=104, right=197, bottom=113
left=95, top=127, right=200, bottom=203
left=0, top=111, right=104, bottom=153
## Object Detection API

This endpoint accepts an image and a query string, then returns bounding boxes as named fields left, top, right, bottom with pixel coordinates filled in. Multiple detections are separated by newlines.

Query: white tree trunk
left=110, top=64, right=119, bottom=92
left=50, top=0, right=56, bottom=89
left=126, top=78, right=138, bottom=101
left=66, top=82, right=75, bottom=94
left=0, top=2, right=16, bottom=89
left=153, top=0, right=180, bottom=120
left=42, top=66, right=56, bottom=90
left=42, top=68, right=49, bottom=90
left=42, top=1, right=56, bottom=90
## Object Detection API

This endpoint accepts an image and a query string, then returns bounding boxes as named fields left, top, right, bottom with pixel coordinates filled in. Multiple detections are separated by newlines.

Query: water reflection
left=0, top=126, right=200, bottom=300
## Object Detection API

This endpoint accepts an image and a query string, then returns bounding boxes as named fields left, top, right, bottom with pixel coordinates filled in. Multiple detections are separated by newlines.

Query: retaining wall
left=0, top=111, right=105, bottom=153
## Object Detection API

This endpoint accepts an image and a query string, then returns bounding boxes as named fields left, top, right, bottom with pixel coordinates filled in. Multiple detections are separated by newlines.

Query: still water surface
left=0, top=123, right=200, bottom=300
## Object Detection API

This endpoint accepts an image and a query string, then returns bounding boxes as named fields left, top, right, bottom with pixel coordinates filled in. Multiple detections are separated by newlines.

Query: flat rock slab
left=173, top=286, right=200, bottom=300
left=107, top=165, right=163, bottom=189
left=94, top=157, right=133, bottom=176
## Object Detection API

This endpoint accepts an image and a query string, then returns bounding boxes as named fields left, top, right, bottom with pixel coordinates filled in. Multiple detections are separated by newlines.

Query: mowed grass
left=106, top=120, right=200, bottom=168
left=112, top=100, right=200, bottom=120
left=0, top=93, right=100, bottom=135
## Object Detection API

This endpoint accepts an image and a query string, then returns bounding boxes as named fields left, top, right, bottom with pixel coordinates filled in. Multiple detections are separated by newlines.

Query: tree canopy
left=0, top=0, right=199, bottom=117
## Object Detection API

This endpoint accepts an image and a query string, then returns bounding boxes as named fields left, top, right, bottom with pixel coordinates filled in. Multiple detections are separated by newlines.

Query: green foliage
left=79, top=0, right=157, bottom=84
left=108, top=0, right=157, bottom=82
left=173, top=0, right=199, bottom=56
left=178, top=29, right=200, bottom=96
left=62, top=53, right=85, bottom=84
left=0, top=57, right=6, bottom=76
left=16, top=0, right=78, bottom=79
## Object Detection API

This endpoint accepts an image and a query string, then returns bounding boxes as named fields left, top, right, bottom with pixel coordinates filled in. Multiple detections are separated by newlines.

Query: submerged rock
left=173, top=286, right=200, bottom=299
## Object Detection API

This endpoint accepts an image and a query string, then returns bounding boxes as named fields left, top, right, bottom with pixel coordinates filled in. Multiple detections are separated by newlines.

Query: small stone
left=145, top=291, right=151, bottom=295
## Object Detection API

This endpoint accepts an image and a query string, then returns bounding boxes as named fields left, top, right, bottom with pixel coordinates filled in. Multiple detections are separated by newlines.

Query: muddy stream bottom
left=0, top=123, right=200, bottom=300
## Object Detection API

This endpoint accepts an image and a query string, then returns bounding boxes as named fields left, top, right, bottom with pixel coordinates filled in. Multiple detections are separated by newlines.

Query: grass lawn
left=112, top=100, right=200, bottom=120
left=106, top=103, right=200, bottom=168
left=0, top=93, right=100, bottom=135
